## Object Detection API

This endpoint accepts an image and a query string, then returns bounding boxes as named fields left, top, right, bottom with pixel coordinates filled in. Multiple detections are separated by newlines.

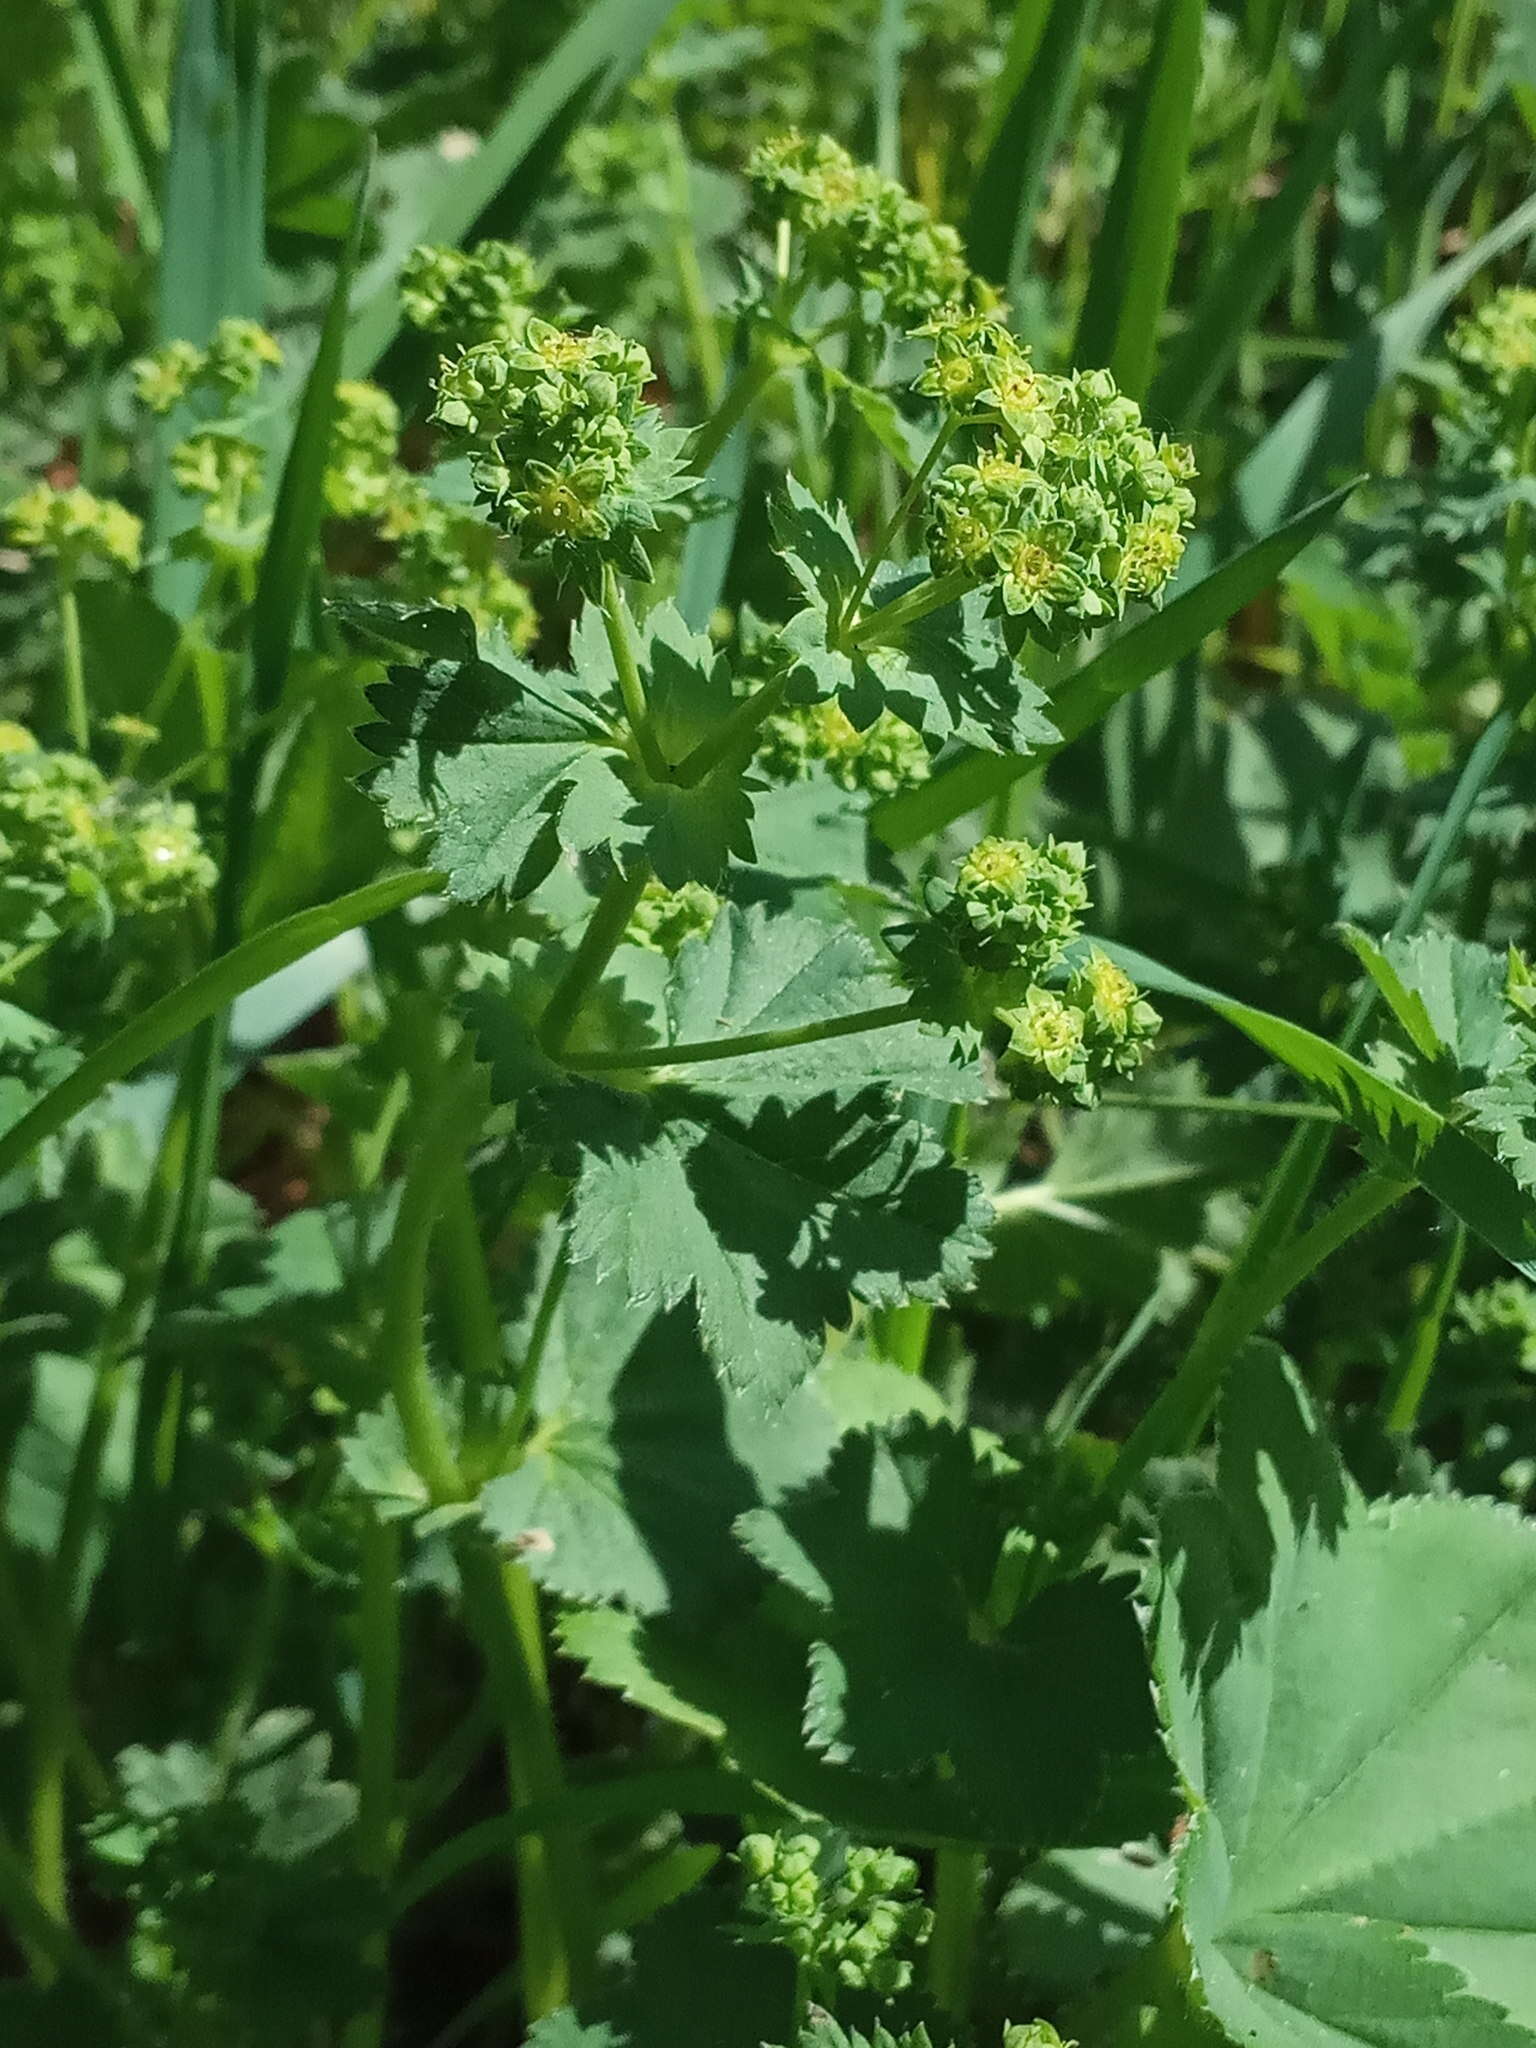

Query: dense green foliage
left=2, top=1, right=1536, bottom=2044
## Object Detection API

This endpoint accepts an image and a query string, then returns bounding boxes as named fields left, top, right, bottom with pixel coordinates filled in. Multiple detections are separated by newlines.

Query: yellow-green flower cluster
left=941, top=834, right=1090, bottom=976
left=169, top=429, right=265, bottom=517
left=5, top=483, right=142, bottom=573
left=757, top=699, right=930, bottom=797
left=1454, top=1278, right=1536, bottom=1378
left=898, top=834, right=1158, bottom=1104
left=1002, top=2027, right=1076, bottom=2048
left=1449, top=286, right=1536, bottom=405
left=737, top=1833, right=933, bottom=2001
left=998, top=946, right=1160, bottom=1107
left=324, top=381, right=402, bottom=521
left=109, top=795, right=219, bottom=915
left=132, top=317, right=283, bottom=415
left=0, top=726, right=215, bottom=951
left=430, top=319, right=692, bottom=582
left=399, top=240, right=540, bottom=347
left=918, top=321, right=1196, bottom=647
left=624, top=877, right=719, bottom=955
left=1, top=210, right=122, bottom=383
left=747, top=130, right=971, bottom=322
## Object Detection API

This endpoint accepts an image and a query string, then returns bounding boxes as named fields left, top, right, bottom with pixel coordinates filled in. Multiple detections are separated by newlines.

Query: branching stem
left=562, top=1000, right=915, bottom=1074
left=599, top=563, right=667, bottom=781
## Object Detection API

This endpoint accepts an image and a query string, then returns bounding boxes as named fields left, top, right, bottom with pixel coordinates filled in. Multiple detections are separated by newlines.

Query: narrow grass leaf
left=1150, top=1, right=1435, bottom=428
left=965, top=0, right=1103, bottom=298
left=249, top=152, right=372, bottom=726
left=1108, top=940, right=1536, bottom=1279
left=70, top=0, right=164, bottom=244
left=1073, top=0, right=1204, bottom=398
left=0, top=871, right=442, bottom=1179
left=151, top=0, right=266, bottom=613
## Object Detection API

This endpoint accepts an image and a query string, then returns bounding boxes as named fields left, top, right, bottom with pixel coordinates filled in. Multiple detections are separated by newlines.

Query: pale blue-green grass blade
left=151, top=0, right=266, bottom=615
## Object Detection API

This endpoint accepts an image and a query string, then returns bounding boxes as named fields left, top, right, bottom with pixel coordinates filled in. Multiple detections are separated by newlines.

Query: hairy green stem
left=562, top=999, right=914, bottom=1074
left=1434, top=0, right=1485, bottom=133
left=381, top=1084, right=475, bottom=1505
left=600, top=563, right=667, bottom=780
left=928, top=1846, right=985, bottom=2021
left=662, top=112, right=726, bottom=408
left=32, top=1093, right=193, bottom=1923
left=845, top=566, right=974, bottom=648
left=674, top=668, right=789, bottom=787
left=0, top=936, right=55, bottom=990
left=539, top=863, right=652, bottom=1057
left=0, top=1810, right=138, bottom=2022
left=454, top=1542, right=589, bottom=2019
left=345, top=1513, right=404, bottom=2048
left=1381, top=1218, right=1466, bottom=1435
left=482, top=1244, right=568, bottom=1482
left=688, top=345, right=788, bottom=477
left=840, top=411, right=957, bottom=631
left=1096, top=1088, right=1339, bottom=1121
left=381, top=1062, right=592, bottom=2016
left=441, top=1167, right=506, bottom=1446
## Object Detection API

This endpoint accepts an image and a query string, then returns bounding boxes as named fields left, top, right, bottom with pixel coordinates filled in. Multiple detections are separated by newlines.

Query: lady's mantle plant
left=18, top=55, right=1536, bottom=2048
left=354, top=137, right=1176, bottom=1421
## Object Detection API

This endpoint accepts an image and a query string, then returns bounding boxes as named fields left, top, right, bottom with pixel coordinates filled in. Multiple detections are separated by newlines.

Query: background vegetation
left=2, top=1, right=1536, bottom=2044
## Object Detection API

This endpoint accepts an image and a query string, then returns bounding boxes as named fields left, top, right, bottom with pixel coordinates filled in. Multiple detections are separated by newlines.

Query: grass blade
left=1237, top=185, right=1536, bottom=532
left=152, top=0, right=266, bottom=613
left=1149, top=1, right=1435, bottom=427
left=873, top=481, right=1356, bottom=848
left=155, top=0, right=264, bottom=359
left=249, top=152, right=372, bottom=732
left=1106, top=938, right=1536, bottom=1279
left=0, top=871, right=442, bottom=1181
left=873, top=0, right=904, bottom=176
left=1072, top=0, right=1205, bottom=397
left=964, top=0, right=1103, bottom=299
left=344, top=0, right=685, bottom=376
left=70, top=0, right=164, bottom=244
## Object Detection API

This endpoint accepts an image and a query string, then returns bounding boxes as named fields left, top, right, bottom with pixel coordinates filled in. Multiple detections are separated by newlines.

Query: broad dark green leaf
left=479, top=1282, right=838, bottom=1616
left=572, top=1419, right=1168, bottom=1849
left=649, top=904, right=982, bottom=1104
left=466, top=1001, right=992, bottom=1402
